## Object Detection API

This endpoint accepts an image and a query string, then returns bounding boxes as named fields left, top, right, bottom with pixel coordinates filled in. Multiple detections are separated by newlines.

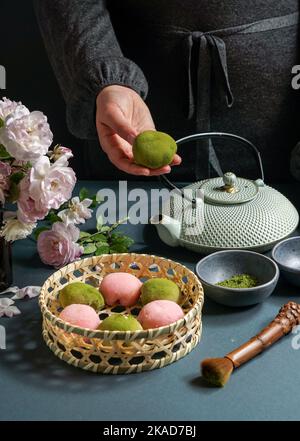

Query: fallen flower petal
left=11, top=286, right=41, bottom=300
left=0, top=298, right=21, bottom=317
left=0, top=286, right=19, bottom=296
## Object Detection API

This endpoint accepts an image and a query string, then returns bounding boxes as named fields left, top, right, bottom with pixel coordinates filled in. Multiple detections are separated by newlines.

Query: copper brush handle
left=225, top=302, right=300, bottom=368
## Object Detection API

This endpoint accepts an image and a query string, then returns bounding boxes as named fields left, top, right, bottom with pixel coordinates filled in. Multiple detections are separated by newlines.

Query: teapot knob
left=223, top=172, right=237, bottom=187
left=221, top=172, right=239, bottom=194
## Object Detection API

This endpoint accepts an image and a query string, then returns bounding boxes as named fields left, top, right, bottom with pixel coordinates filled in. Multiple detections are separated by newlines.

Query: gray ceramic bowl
left=272, top=237, right=300, bottom=287
left=195, top=250, right=279, bottom=307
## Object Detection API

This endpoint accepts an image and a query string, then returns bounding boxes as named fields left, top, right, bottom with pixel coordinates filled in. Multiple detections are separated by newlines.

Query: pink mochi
left=100, top=272, right=142, bottom=307
left=138, top=300, right=184, bottom=329
left=59, top=304, right=100, bottom=329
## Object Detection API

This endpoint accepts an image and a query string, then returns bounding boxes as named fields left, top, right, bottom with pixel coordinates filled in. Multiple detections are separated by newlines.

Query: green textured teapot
left=150, top=133, right=299, bottom=254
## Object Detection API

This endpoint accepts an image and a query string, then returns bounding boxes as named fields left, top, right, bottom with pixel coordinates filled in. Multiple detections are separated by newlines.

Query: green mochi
left=59, top=282, right=105, bottom=311
left=141, top=278, right=181, bottom=305
left=98, top=314, right=143, bottom=331
left=133, top=130, right=177, bottom=169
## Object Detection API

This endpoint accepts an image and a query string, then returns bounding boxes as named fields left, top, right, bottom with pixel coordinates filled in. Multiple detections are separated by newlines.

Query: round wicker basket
left=39, top=253, right=204, bottom=374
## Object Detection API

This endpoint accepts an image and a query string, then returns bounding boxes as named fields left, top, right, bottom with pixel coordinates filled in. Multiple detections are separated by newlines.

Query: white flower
left=58, top=196, right=93, bottom=226
left=28, top=155, right=76, bottom=211
left=49, top=145, right=73, bottom=165
left=0, top=97, right=29, bottom=122
left=0, top=217, right=36, bottom=242
left=0, top=298, right=21, bottom=318
left=0, top=111, right=53, bottom=162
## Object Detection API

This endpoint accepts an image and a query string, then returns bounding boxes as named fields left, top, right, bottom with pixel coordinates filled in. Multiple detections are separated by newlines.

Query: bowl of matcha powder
left=195, top=250, right=279, bottom=307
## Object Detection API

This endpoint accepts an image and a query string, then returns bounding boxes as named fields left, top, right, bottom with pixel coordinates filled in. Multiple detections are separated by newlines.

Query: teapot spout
left=150, top=214, right=181, bottom=247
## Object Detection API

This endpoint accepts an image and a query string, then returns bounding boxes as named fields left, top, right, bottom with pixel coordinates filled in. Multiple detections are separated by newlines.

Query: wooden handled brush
left=201, top=302, right=300, bottom=387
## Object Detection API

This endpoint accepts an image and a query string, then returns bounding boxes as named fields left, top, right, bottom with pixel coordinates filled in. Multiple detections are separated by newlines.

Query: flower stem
left=78, top=217, right=129, bottom=243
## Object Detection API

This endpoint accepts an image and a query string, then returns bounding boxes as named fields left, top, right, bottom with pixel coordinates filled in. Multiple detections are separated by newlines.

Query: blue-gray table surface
left=1, top=180, right=300, bottom=421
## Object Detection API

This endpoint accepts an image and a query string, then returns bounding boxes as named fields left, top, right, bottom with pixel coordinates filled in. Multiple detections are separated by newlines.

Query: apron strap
left=182, top=11, right=299, bottom=178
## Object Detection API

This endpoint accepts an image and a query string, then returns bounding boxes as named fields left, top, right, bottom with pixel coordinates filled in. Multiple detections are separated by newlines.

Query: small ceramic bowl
left=195, top=250, right=279, bottom=307
left=272, top=237, right=300, bottom=287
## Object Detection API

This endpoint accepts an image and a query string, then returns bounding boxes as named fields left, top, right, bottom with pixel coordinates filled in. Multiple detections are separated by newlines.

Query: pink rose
left=29, top=156, right=76, bottom=211
left=0, top=162, right=11, bottom=176
left=0, top=161, right=11, bottom=205
left=17, top=155, right=76, bottom=223
left=0, top=111, right=53, bottom=162
left=0, top=97, right=29, bottom=121
left=17, top=175, right=48, bottom=223
left=37, top=222, right=83, bottom=269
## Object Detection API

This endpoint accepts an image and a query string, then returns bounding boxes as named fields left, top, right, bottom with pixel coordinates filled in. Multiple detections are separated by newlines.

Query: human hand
left=96, top=85, right=181, bottom=176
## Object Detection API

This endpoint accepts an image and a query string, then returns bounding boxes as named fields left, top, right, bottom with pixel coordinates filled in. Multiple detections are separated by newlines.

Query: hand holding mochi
left=141, top=278, right=181, bottom=305
left=99, top=313, right=143, bottom=331
left=59, top=282, right=104, bottom=311
left=100, top=272, right=142, bottom=306
left=59, top=304, right=100, bottom=329
left=133, top=130, right=177, bottom=169
left=138, top=300, right=184, bottom=329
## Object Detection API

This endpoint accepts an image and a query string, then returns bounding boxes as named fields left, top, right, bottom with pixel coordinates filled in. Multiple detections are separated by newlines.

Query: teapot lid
left=201, top=172, right=259, bottom=205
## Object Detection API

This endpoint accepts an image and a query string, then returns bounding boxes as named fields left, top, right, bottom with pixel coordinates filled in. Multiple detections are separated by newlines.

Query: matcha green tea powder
left=217, top=274, right=258, bottom=289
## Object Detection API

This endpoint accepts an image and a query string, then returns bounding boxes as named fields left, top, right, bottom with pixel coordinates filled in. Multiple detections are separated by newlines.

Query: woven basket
left=39, top=253, right=204, bottom=374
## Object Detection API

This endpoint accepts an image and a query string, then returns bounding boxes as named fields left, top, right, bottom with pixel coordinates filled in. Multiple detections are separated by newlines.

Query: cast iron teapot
left=150, top=132, right=299, bottom=254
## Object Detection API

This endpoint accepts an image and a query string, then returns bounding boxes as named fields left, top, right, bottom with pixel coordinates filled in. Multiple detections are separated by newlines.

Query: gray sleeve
left=33, top=0, right=148, bottom=140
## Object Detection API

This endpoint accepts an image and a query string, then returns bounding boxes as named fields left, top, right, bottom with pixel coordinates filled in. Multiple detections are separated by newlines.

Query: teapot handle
left=160, top=132, right=264, bottom=194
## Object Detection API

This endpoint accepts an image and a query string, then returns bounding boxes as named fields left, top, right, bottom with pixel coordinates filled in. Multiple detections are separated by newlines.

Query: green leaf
left=109, top=244, right=129, bottom=254
left=57, top=201, right=68, bottom=211
left=0, top=118, right=4, bottom=129
left=91, top=232, right=107, bottom=242
left=81, top=238, right=93, bottom=243
left=88, top=194, right=99, bottom=209
left=10, top=171, right=25, bottom=185
left=96, top=192, right=103, bottom=203
left=83, top=243, right=97, bottom=255
left=45, top=211, right=62, bottom=224
left=79, top=187, right=89, bottom=201
left=0, top=144, right=12, bottom=160
left=79, top=231, right=93, bottom=243
left=110, top=233, right=124, bottom=242
left=23, top=161, right=32, bottom=170
left=33, top=226, right=50, bottom=240
left=79, top=231, right=91, bottom=239
left=95, top=244, right=110, bottom=255
left=96, top=215, right=103, bottom=231
left=7, top=182, right=20, bottom=203
left=99, top=226, right=111, bottom=233
left=110, top=233, right=120, bottom=240
left=110, top=234, right=134, bottom=248
left=95, top=241, right=109, bottom=248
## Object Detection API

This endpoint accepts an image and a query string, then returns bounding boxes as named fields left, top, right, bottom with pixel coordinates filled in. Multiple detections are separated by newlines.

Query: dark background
left=0, top=1, right=84, bottom=177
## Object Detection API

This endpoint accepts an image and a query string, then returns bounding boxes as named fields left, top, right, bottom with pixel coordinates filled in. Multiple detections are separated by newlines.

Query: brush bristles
left=201, top=357, right=234, bottom=387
